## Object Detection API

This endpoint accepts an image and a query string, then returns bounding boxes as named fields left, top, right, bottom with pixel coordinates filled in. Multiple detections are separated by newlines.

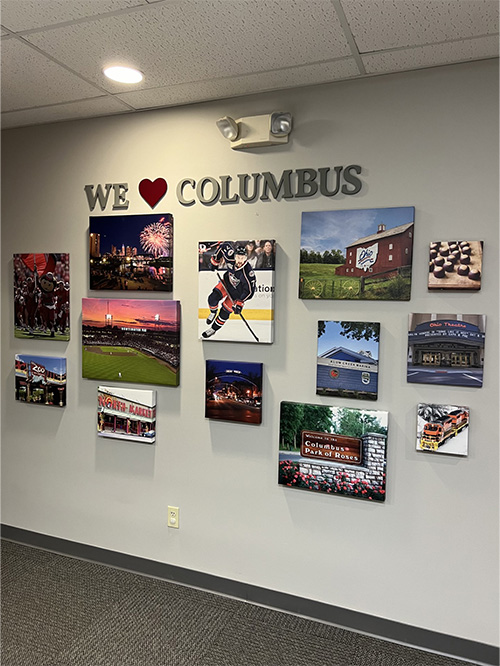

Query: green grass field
left=82, top=346, right=178, bottom=386
left=15, top=328, right=70, bottom=341
left=299, top=264, right=411, bottom=300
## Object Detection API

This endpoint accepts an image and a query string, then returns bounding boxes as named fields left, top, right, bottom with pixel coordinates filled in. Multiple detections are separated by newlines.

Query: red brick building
left=335, top=222, right=414, bottom=278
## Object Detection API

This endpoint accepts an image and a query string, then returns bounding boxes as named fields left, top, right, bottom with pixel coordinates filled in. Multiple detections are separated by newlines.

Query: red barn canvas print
left=299, top=207, right=414, bottom=300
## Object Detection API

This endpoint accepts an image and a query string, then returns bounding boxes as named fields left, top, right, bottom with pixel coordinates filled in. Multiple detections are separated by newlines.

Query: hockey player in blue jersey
left=202, top=242, right=256, bottom=339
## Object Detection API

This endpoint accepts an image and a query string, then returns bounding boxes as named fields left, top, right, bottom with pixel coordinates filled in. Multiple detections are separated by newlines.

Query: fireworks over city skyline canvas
left=89, top=214, right=173, bottom=291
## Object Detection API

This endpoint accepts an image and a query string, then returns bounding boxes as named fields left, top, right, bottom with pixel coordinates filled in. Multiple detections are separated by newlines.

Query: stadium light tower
left=105, top=300, right=113, bottom=328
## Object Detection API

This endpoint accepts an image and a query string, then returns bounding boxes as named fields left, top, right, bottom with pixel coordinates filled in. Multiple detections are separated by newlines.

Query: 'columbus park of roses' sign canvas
left=279, top=401, right=388, bottom=502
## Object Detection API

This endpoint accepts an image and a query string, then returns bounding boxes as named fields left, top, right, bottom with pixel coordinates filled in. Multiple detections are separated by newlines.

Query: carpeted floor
left=1, top=539, right=478, bottom=666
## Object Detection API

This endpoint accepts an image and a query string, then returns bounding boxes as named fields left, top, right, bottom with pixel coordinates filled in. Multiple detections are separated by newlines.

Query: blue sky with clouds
left=317, top=321, right=379, bottom=359
left=301, top=206, right=414, bottom=254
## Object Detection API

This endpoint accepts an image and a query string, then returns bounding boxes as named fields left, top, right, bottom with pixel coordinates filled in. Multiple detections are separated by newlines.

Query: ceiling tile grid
left=115, top=58, right=361, bottom=109
left=0, top=0, right=498, bottom=129
left=0, top=0, right=149, bottom=33
left=20, top=0, right=352, bottom=93
left=341, top=0, right=499, bottom=52
left=1, top=39, right=106, bottom=112
left=0, top=96, right=131, bottom=130
left=363, top=35, right=500, bottom=74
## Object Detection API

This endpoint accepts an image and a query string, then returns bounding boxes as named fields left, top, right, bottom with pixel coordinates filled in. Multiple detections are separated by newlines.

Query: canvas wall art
left=407, top=313, right=485, bottom=387
left=416, top=403, right=469, bottom=456
left=317, top=321, right=380, bottom=400
left=97, top=386, right=156, bottom=443
left=15, top=354, right=66, bottom=407
left=82, top=298, right=180, bottom=386
left=89, top=214, right=173, bottom=291
left=205, top=360, right=263, bottom=424
left=428, top=240, right=482, bottom=290
left=198, top=240, right=275, bottom=343
left=299, top=206, right=414, bottom=300
left=14, top=253, right=70, bottom=340
left=278, top=401, right=388, bottom=501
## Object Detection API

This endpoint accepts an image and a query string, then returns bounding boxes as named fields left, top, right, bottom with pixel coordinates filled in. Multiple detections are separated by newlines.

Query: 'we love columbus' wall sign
left=84, top=165, right=364, bottom=211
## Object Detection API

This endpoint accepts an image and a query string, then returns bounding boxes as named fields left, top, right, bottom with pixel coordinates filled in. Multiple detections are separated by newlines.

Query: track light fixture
left=216, top=112, right=293, bottom=150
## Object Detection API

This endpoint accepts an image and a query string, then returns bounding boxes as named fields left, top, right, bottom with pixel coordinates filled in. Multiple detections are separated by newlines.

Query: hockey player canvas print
left=198, top=240, right=275, bottom=343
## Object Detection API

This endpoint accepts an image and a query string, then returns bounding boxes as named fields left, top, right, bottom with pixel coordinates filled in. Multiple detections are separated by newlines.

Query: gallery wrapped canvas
left=89, top=214, right=173, bottom=291
left=14, top=253, right=70, bottom=340
left=198, top=240, right=275, bottom=343
left=317, top=320, right=380, bottom=400
left=299, top=207, right=414, bottom=300
left=407, top=314, right=485, bottom=387
left=416, top=403, right=469, bottom=456
left=279, top=401, right=388, bottom=501
left=15, top=354, right=66, bottom=407
left=205, top=360, right=263, bottom=424
left=97, top=386, right=156, bottom=443
left=428, top=240, right=482, bottom=290
left=82, top=298, right=180, bottom=386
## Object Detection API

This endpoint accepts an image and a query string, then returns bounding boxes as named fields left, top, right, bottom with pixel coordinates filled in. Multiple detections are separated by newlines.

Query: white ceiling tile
left=1, top=96, right=130, bottom=129
left=1, top=39, right=105, bottom=111
left=1, top=0, right=148, bottom=33
left=23, top=0, right=352, bottom=93
left=363, top=36, right=499, bottom=74
left=115, top=58, right=360, bottom=109
left=341, top=0, right=499, bottom=52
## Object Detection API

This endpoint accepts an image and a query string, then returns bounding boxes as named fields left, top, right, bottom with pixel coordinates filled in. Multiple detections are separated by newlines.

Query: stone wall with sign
left=298, top=433, right=386, bottom=487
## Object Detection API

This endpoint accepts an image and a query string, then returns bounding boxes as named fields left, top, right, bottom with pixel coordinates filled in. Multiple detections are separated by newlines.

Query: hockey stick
left=216, top=271, right=260, bottom=342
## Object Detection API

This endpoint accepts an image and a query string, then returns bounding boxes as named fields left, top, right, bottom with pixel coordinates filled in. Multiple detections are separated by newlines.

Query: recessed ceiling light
left=103, top=66, right=143, bottom=84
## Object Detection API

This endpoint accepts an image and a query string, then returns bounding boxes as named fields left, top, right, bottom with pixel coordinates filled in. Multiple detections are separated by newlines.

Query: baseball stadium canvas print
left=198, top=240, right=275, bottom=343
left=89, top=213, right=173, bottom=291
left=15, top=354, right=67, bottom=407
left=317, top=321, right=380, bottom=400
left=416, top=403, right=469, bottom=456
left=82, top=298, right=180, bottom=386
left=299, top=206, right=414, bottom=300
left=97, top=386, right=156, bottom=444
left=279, top=401, right=388, bottom=501
left=205, top=360, right=263, bottom=424
left=14, top=253, right=70, bottom=340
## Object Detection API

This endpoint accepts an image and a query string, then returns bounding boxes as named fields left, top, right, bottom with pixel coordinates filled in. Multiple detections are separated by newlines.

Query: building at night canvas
left=82, top=298, right=180, bottom=386
left=317, top=321, right=380, bottom=400
left=14, top=253, right=70, bottom=340
left=279, top=401, right=388, bottom=501
left=97, top=386, right=156, bottom=443
left=407, top=314, right=485, bottom=388
left=89, top=214, right=173, bottom=291
left=299, top=207, right=414, bottom=300
left=15, top=354, right=67, bottom=407
left=205, top=360, right=263, bottom=424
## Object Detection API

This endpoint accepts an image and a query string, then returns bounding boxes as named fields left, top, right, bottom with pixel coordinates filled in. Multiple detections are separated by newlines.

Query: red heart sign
left=139, top=178, right=168, bottom=208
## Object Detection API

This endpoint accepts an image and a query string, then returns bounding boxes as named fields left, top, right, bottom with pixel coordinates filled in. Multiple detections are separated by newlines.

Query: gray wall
left=2, top=59, right=498, bottom=647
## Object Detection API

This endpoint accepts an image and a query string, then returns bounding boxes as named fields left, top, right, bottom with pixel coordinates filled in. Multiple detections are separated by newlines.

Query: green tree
left=333, top=408, right=387, bottom=437
left=330, top=249, right=346, bottom=264
left=279, top=402, right=333, bottom=450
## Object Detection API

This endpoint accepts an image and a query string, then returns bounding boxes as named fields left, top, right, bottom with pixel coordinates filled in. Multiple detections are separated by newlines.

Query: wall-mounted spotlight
left=216, top=112, right=293, bottom=150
